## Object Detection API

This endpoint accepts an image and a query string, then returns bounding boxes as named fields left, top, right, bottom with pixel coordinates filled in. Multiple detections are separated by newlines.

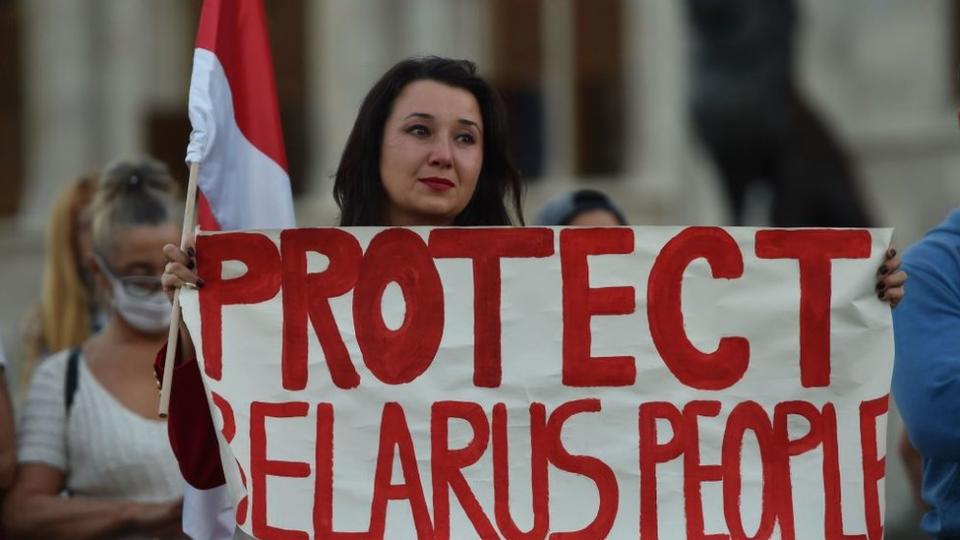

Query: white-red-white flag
left=186, top=0, right=295, bottom=231
left=182, top=1, right=294, bottom=536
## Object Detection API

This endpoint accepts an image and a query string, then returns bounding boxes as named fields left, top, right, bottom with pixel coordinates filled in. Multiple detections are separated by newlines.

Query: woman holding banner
left=158, top=55, right=523, bottom=531
left=159, top=56, right=907, bottom=534
left=5, top=158, right=187, bottom=539
left=892, top=208, right=960, bottom=539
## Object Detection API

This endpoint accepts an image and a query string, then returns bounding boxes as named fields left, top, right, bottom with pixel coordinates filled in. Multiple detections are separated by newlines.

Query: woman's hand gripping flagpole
left=159, top=160, right=200, bottom=417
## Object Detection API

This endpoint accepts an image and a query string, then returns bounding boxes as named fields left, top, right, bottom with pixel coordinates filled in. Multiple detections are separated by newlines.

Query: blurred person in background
left=686, top=0, right=874, bottom=227
left=892, top=205, right=960, bottom=538
left=20, top=172, right=104, bottom=387
left=4, top=158, right=186, bottom=539
left=535, top=188, right=628, bottom=227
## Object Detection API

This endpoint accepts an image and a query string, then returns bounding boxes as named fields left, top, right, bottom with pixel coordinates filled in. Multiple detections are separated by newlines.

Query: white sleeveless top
left=18, top=349, right=184, bottom=507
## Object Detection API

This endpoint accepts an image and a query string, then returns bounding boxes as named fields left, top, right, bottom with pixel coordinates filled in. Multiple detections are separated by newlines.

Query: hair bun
left=90, top=155, right=181, bottom=255
left=93, top=157, right=180, bottom=213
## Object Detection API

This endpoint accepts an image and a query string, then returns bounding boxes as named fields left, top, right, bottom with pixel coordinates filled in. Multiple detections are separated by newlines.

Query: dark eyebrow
left=458, top=118, right=481, bottom=131
left=404, top=112, right=482, bottom=132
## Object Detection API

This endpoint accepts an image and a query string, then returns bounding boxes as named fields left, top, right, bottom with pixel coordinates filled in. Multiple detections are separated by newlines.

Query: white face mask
left=96, top=254, right=171, bottom=334
left=109, top=280, right=172, bottom=334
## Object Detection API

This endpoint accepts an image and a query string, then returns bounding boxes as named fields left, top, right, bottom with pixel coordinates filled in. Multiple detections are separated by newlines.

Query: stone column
left=18, top=0, right=101, bottom=232
left=452, top=0, right=493, bottom=71
left=542, top=0, right=575, bottom=180
left=395, top=0, right=489, bottom=64
left=632, top=0, right=688, bottom=201
left=99, top=0, right=153, bottom=159
left=145, top=0, right=192, bottom=108
left=302, top=0, right=394, bottom=224
left=18, top=0, right=182, bottom=232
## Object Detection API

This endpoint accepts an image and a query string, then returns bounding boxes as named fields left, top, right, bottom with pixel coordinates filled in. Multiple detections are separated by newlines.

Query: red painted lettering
left=430, top=228, right=554, bottom=387
left=250, top=401, right=311, bottom=540
left=547, top=399, right=618, bottom=538
left=280, top=228, right=362, bottom=390
left=197, top=232, right=282, bottom=380
left=560, top=228, right=637, bottom=387
left=755, top=230, right=871, bottom=387
left=369, top=403, right=432, bottom=538
left=772, top=400, right=825, bottom=539
left=492, top=402, right=549, bottom=539
left=354, top=229, right=444, bottom=384
left=821, top=403, right=866, bottom=540
left=721, top=401, right=780, bottom=540
left=639, top=402, right=685, bottom=539
left=211, top=392, right=248, bottom=526
left=682, top=400, right=727, bottom=540
left=860, top=396, right=888, bottom=540
left=431, top=401, right=497, bottom=539
left=647, top=227, right=749, bottom=390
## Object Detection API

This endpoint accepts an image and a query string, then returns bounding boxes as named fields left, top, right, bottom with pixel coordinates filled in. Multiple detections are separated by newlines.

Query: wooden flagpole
left=158, top=160, right=201, bottom=417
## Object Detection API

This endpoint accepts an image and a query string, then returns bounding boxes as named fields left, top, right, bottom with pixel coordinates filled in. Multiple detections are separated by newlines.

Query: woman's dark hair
left=535, top=189, right=629, bottom=226
left=333, top=56, right=524, bottom=226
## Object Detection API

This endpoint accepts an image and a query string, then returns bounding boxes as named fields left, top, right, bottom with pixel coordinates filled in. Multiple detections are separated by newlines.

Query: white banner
left=181, top=226, right=894, bottom=539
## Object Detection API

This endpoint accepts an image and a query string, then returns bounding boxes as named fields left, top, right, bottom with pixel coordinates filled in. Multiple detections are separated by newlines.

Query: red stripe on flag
left=194, top=0, right=288, bottom=171
left=196, top=190, right=221, bottom=231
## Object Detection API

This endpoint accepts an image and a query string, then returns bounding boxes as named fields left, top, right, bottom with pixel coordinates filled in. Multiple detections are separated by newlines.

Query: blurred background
left=0, top=0, right=956, bottom=536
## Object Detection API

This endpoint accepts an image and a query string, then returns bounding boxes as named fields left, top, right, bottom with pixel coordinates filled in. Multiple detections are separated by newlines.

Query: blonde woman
left=21, top=172, right=103, bottom=384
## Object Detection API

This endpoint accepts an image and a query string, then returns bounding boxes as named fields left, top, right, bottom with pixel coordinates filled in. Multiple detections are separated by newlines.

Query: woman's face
left=380, top=79, right=484, bottom=226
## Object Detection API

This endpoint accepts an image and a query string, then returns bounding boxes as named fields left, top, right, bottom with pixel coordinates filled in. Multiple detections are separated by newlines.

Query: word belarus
left=181, top=226, right=894, bottom=539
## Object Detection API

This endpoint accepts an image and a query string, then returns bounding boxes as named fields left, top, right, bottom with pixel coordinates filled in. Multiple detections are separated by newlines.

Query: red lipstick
left=419, top=177, right=455, bottom=191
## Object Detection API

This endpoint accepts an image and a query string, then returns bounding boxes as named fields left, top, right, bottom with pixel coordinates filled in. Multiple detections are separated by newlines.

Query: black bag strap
left=64, top=347, right=81, bottom=415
